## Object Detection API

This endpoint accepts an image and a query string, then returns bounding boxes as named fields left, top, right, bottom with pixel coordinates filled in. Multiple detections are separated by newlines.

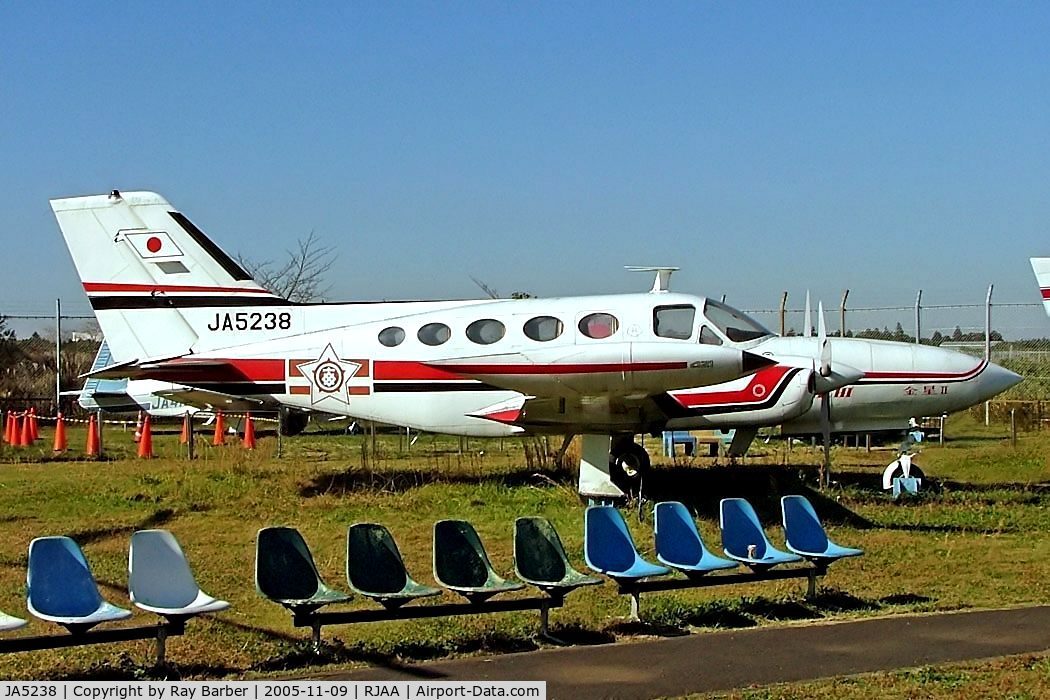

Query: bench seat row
left=585, top=496, right=863, bottom=580
left=0, top=529, right=228, bottom=635
left=255, top=518, right=601, bottom=614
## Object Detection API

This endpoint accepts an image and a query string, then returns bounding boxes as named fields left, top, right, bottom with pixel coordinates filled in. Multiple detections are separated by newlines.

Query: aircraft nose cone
left=742, top=351, right=778, bottom=375
left=980, top=362, right=1023, bottom=399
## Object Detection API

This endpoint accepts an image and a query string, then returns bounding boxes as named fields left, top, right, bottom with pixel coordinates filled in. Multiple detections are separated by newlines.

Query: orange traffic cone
left=28, top=408, right=38, bottom=442
left=85, top=415, right=100, bottom=457
left=137, top=415, right=153, bottom=459
left=212, top=412, right=225, bottom=446
left=3, top=411, right=12, bottom=444
left=19, top=413, right=32, bottom=447
left=53, top=413, right=68, bottom=452
left=243, top=413, right=256, bottom=450
left=179, top=414, right=191, bottom=444
left=134, top=411, right=144, bottom=442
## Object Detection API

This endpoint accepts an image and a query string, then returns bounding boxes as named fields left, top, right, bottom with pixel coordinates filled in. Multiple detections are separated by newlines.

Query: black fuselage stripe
left=373, top=382, right=503, bottom=393
left=189, top=383, right=286, bottom=395
left=90, top=296, right=290, bottom=310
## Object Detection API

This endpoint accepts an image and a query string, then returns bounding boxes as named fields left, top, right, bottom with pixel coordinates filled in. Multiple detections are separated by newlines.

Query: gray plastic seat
left=129, top=529, right=230, bottom=620
left=513, top=517, right=601, bottom=597
left=255, top=527, right=351, bottom=614
left=27, top=536, right=132, bottom=633
left=346, top=523, right=440, bottom=609
left=0, top=611, right=27, bottom=632
left=433, top=520, right=523, bottom=603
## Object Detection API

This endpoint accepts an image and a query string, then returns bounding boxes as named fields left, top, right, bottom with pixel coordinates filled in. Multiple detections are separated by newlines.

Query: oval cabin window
left=417, top=323, right=451, bottom=346
left=378, top=326, right=405, bottom=347
left=466, top=319, right=506, bottom=345
left=523, top=316, right=564, bottom=342
left=579, top=313, right=619, bottom=339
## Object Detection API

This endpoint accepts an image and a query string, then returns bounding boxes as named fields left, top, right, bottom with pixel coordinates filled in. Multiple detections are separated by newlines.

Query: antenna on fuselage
left=625, top=266, right=680, bottom=293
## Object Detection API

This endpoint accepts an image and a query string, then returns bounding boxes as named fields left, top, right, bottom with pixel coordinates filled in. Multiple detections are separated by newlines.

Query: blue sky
left=2, top=3, right=1050, bottom=334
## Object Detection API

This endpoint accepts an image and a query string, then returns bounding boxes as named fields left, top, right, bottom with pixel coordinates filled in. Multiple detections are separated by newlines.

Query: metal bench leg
left=155, top=623, right=168, bottom=667
left=311, top=619, right=322, bottom=651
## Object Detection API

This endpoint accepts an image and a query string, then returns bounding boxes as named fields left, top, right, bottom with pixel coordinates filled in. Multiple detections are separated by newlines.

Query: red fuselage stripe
left=83, top=282, right=275, bottom=295
left=671, top=365, right=793, bottom=407
left=1042, top=288, right=1050, bottom=300
left=862, top=361, right=985, bottom=381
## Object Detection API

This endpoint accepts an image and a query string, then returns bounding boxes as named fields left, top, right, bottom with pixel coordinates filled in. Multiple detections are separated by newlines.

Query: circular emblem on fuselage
left=314, top=361, right=344, bottom=393
left=752, top=383, right=767, bottom=398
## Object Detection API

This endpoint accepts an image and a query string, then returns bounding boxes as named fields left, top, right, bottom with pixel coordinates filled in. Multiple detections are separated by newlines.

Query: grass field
left=0, top=415, right=1048, bottom=694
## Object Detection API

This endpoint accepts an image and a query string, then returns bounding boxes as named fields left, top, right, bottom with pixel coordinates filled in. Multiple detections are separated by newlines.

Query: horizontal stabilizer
left=156, top=386, right=266, bottom=412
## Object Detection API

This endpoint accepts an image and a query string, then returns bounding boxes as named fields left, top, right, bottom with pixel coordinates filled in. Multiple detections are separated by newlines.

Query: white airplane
left=52, top=190, right=776, bottom=497
left=667, top=293, right=1021, bottom=453
left=1031, top=257, right=1050, bottom=317
left=51, top=191, right=1020, bottom=498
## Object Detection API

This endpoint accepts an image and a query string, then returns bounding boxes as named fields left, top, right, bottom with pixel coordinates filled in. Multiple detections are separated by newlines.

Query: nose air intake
left=742, top=352, right=778, bottom=375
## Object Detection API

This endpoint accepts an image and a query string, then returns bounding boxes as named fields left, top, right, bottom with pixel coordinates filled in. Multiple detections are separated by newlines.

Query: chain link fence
left=4, top=292, right=1050, bottom=417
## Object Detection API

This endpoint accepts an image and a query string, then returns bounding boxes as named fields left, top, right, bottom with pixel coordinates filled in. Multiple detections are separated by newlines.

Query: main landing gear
left=577, top=434, right=651, bottom=500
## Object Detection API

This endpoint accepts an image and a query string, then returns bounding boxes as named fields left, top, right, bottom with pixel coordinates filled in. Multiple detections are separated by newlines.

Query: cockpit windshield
left=703, top=299, right=773, bottom=343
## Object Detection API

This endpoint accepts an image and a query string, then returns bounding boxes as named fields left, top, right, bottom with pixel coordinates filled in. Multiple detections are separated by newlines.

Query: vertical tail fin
left=1031, top=258, right=1050, bottom=317
left=51, top=190, right=282, bottom=363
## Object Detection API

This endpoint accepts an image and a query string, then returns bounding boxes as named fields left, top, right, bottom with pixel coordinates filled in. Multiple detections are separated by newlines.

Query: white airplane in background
left=52, top=191, right=1021, bottom=498
left=1031, top=258, right=1050, bottom=316
left=73, top=340, right=313, bottom=434
left=665, top=293, right=1020, bottom=454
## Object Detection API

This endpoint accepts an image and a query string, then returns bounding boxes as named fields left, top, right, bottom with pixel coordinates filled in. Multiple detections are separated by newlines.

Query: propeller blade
left=818, top=301, right=831, bottom=377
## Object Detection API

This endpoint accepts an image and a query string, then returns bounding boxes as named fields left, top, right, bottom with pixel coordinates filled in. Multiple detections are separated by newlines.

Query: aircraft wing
left=470, top=393, right=668, bottom=434
left=154, top=386, right=267, bottom=412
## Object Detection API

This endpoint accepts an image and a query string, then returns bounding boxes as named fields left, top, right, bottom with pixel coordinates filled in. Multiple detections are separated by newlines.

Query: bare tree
left=237, top=231, right=337, bottom=303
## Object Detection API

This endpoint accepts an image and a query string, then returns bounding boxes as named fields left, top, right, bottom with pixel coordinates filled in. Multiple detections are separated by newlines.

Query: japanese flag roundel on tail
left=51, top=190, right=282, bottom=364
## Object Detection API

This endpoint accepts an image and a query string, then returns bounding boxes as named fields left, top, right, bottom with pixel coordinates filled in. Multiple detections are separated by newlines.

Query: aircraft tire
left=610, top=442, right=651, bottom=486
left=281, top=411, right=310, bottom=437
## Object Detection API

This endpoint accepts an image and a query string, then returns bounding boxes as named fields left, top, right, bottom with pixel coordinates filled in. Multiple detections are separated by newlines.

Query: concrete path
left=317, top=605, right=1050, bottom=699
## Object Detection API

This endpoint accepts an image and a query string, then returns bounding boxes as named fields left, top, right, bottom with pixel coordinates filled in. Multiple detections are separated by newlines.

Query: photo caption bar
left=0, top=683, right=545, bottom=700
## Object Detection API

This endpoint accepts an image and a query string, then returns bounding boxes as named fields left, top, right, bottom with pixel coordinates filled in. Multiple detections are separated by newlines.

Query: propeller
left=816, top=301, right=832, bottom=487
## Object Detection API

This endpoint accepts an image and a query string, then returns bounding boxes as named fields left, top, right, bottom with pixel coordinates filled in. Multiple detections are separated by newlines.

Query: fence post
left=840, top=289, right=849, bottom=337
left=985, top=284, right=994, bottom=426
left=1011, top=409, right=1017, bottom=448
left=779, top=292, right=788, bottom=336
left=914, top=289, right=922, bottom=344
left=54, top=299, right=62, bottom=411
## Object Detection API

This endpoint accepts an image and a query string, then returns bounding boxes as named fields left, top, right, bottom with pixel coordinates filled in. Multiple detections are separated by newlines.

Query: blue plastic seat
left=26, top=536, right=132, bottom=633
left=781, top=495, right=863, bottom=563
left=719, top=498, right=802, bottom=570
left=584, top=506, right=669, bottom=580
left=654, top=501, right=737, bottom=576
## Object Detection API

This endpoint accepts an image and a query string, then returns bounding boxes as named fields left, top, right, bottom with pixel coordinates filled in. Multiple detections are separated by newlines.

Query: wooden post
left=1011, top=409, right=1017, bottom=448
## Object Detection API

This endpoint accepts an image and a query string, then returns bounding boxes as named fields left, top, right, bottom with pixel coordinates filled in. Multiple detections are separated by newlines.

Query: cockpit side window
left=703, top=299, right=773, bottom=343
left=699, top=325, right=723, bottom=346
left=653, top=305, right=695, bottom=340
